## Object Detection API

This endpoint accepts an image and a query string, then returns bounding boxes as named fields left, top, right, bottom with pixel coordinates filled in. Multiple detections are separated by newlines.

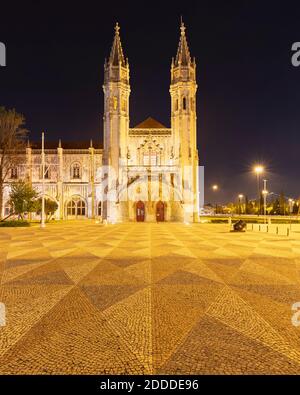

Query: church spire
left=175, top=20, right=191, bottom=66
left=109, top=22, right=126, bottom=66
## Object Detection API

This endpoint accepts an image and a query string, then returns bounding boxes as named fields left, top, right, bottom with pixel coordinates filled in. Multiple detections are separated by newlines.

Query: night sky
left=1, top=0, right=300, bottom=204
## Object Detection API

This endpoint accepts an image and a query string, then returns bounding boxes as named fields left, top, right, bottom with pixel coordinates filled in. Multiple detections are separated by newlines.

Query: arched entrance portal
left=136, top=201, right=145, bottom=222
left=156, top=201, right=165, bottom=222
left=66, top=197, right=86, bottom=219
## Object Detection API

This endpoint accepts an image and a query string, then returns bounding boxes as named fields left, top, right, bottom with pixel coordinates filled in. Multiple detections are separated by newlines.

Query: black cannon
left=233, top=220, right=247, bottom=232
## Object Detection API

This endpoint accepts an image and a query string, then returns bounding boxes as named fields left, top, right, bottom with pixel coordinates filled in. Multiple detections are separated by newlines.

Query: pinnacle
left=109, top=22, right=126, bottom=66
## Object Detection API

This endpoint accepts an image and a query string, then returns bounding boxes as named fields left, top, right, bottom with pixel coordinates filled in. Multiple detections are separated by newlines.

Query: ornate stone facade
left=2, top=22, right=200, bottom=223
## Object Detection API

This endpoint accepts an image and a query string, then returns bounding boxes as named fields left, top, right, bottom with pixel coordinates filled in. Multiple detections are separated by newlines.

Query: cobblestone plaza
left=1, top=221, right=300, bottom=374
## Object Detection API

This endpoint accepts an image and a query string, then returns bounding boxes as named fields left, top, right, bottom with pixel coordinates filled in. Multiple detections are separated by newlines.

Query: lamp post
left=254, top=165, right=264, bottom=215
left=238, top=194, right=244, bottom=215
left=262, top=179, right=268, bottom=224
left=212, top=185, right=219, bottom=215
left=40, top=132, right=46, bottom=228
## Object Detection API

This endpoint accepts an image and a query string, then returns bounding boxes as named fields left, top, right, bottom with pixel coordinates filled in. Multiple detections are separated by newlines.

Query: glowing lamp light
left=212, top=185, right=218, bottom=191
left=254, top=165, right=264, bottom=174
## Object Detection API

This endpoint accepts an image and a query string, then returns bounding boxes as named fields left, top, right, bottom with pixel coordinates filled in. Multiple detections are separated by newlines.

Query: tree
left=245, top=196, right=249, bottom=214
left=293, top=201, right=300, bottom=215
left=271, top=198, right=280, bottom=215
left=8, top=181, right=39, bottom=219
left=279, top=191, right=286, bottom=215
left=35, top=198, right=58, bottom=222
left=0, top=107, right=27, bottom=219
left=246, top=198, right=256, bottom=215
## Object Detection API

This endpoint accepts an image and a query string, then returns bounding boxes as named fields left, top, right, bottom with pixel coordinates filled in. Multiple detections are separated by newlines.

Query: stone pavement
left=0, top=221, right=300, bottom=374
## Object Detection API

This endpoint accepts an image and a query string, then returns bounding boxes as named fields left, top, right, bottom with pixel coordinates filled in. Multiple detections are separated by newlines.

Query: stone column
left=89, top=143, right=95, bottom=218
left=25, top=144, right=32, bottom=182
left=25, top=144, right=32, bottom=220
left=57, top=141, right=64, bottom=220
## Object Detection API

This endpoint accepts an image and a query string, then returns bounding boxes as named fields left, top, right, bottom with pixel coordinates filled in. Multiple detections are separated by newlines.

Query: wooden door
left=156, top=201, right=165, bottom=222
left=136, top=201, right=145, bottom=222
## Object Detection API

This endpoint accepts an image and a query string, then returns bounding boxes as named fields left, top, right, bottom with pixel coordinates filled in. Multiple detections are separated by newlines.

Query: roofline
left=129, top=128, right=171, bottom=131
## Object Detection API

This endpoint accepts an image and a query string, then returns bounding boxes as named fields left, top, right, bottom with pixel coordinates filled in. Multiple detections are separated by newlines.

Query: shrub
left=0, top=220, right=30, bottom=227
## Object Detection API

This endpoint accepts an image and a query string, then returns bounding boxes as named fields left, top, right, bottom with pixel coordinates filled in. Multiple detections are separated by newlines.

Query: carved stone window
left=98, top=201, right=102, bottom=216
left=143, top=152, right=157, bottom=166
left=40, top=166, right=50, bottom=179
left=10, top=167, right=18, bottom=179
left=71, top=163, right=81, bottom=179
left=4, top=201, right=13, bottom=217
left=67, top=198, right=86, bottom=217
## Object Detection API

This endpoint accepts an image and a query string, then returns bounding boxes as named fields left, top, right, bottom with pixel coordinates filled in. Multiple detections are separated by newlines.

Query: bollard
left=276, top=226, right=279, bottom=235
left=287, top=228, right=290, bottom=237
left=259, top=225, right=261, bottom=232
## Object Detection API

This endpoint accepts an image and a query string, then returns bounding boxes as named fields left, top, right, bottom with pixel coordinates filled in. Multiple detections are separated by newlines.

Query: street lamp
left=254, top=165, right=264, bottom=215
left=212, top=185, right=219, bottom=215
left=238, top=194, right=244, bottom=215
left=262, top=180, right=268, bottom=224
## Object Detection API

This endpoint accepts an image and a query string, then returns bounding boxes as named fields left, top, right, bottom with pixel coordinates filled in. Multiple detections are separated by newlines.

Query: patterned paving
left=0, top=221, right=300, bottom=374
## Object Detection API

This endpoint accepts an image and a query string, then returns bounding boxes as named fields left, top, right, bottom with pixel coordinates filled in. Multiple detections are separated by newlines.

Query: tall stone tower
left=170, top=21, right=199, bottom=222
left=103, top=23, right=130, bottom=222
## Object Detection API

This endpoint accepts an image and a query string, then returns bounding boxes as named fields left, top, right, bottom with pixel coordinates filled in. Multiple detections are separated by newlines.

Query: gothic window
left=71, top=163, right=81, bottom=179
left=143, top=152, right=157, bottom=166
left=170, top=173, right=175, bottom=187
left=77, top=199, right=86, bottom=216
left=98, top=201, right=102, bottom=216
left=67, top=200, right=76, bottom=216
left=4, top=201, right=13, bottom=217
left=67, top=198, right=86, bottom=217
left=40, top=166, right=50, bottom=179
left=10, top=167, right=18, bottom=179
left=175, top=98, right=178, bottom=111
left=183, top=96, right=187, bottom=110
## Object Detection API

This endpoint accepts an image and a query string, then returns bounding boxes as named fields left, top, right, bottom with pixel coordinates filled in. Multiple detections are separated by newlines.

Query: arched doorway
left=136, top=201, right=145, bottom=222
left=156, top=201, right=165, bottom=222
left=66, top=197, right=86, bottom=219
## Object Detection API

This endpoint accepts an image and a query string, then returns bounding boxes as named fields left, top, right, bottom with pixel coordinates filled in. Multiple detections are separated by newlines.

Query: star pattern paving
left=0, top=221, right=300, bottom=374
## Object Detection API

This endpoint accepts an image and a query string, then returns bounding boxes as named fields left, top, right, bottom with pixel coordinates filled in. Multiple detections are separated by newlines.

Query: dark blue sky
left=1, top=0, right=300, bottom=203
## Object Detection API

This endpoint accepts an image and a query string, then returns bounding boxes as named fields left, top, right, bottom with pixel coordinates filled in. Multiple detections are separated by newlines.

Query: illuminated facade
left=2, top=22, right=199, bottom=223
